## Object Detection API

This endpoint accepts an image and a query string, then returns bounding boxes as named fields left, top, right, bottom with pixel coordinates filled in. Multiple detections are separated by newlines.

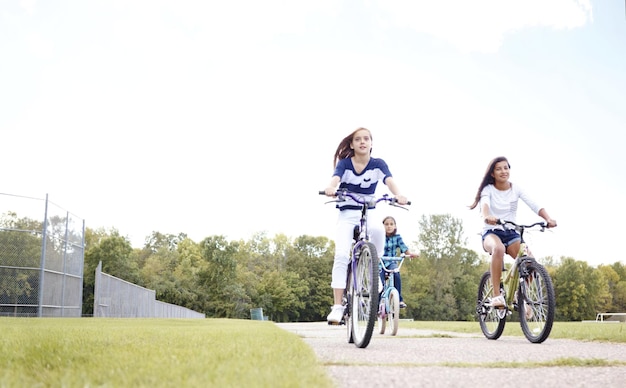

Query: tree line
left=2, top=212, right=625, bottom=321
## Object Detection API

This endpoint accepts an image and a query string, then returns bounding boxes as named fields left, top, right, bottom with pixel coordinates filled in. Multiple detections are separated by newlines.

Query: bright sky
left=2, top=0, right=625, bottom=267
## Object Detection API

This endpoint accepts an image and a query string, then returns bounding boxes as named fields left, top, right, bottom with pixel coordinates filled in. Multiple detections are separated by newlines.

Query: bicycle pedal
left=327, top=321, right=341, bottom=326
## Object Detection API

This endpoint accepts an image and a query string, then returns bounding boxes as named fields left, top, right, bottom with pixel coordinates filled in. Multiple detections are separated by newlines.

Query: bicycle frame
left=499, top=222, right=542, bottom=310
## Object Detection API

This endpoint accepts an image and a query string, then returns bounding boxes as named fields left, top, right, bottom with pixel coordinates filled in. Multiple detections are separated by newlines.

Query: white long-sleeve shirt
left=480, top=182, right=541, bottom=232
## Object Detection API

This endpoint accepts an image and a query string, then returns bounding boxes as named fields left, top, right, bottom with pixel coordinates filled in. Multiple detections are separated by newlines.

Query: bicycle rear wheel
left=476, top=271, right=506, bottom=340
left=519, top=260, right=555, bottom=343
left=387, top=288, right=400, bottom=336
left=350, top=242, right=379, bottom=348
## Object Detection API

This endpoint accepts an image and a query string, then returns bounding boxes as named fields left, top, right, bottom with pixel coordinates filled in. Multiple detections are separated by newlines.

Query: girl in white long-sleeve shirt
left=469, top=156, right=557, bottom=308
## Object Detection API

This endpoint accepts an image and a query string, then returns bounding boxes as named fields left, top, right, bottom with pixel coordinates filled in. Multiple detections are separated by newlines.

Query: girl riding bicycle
left=381, top=216, right=418, bottom=309
left=323, top=127, right=409, bottom=323
left=469, top=156, right=557, bottom=308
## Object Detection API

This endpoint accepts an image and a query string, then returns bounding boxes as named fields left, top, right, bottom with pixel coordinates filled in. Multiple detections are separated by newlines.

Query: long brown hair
left=332, top=127, right=372, bottom=168
left=469, top=156, right=510, bottom=210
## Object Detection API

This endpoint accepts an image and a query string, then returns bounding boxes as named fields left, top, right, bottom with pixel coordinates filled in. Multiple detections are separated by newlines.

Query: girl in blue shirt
left=381, top=216, right=418, bottom=308
left=323, top=127, right=409, bottom=323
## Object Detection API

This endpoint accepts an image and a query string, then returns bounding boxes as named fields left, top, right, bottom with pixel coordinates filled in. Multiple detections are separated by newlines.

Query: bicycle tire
left=350, top=242, right=379, bottom=348
left=346, top=266, right=354, bottom=344
left=476, top=270, right=506, bottom=340
left=387, top=288, right=400, bottom=336
left=378, top=293, right=386, bottom=334
left=519, top=260, right=555, bottom=343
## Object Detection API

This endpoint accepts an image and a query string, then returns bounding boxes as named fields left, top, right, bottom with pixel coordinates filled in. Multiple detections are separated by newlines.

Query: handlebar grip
left=318, top=191, right=325, bottom=195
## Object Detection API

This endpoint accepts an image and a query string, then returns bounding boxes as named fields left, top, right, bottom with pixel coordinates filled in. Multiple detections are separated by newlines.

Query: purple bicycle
left=320, top=189, right=410, bottom=348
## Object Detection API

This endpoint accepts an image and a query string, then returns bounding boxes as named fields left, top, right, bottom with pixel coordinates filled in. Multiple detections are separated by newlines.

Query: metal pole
left=38, top=194, right=50, bottom=317
left=60, top=211, right=70, bottom=317
left=78, top=219, right=85, bottom=317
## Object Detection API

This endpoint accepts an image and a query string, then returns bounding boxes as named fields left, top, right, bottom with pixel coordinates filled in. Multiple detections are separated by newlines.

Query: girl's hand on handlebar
left=324, top=187, right=336, bottom=197
left=406, top=251, right=419, bottom=259
left=546, top=218, right=557, bottom=228
left=395, top=195, right=409, bottom=205
left=484, top=215, right=497, bottom=225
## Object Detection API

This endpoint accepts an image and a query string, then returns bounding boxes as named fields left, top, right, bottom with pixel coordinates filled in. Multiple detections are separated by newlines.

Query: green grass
left=402, top=320, right=626, bottom=343
left=0, top=318, right=332, bottom=388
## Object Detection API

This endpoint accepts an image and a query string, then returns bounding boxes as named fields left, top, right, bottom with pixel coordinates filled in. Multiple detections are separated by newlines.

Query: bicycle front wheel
left=377, top=294, right=386, bottom=335
left=476, top=271, right=506, bottom=340
left=345, top=266, right=354, bottom=344
left=350, top=242, right=379, bottom=348
left=519, top=261, right=555, bottom=343
left=387, top=288, right=400, bottom=336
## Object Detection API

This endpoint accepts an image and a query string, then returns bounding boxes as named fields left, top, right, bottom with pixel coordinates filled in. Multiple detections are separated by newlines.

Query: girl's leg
left=394, top=272, right=402, bottom=301
left=379, top=268, right=386, bottom=293
left=368, top=211, right=385, bottom=258
left=331, top=210, right=360, bottom=305
left=483, top=234, right=506, bottom=300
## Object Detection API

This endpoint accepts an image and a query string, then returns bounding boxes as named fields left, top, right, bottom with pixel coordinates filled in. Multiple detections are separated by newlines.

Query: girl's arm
left=398, top=235, right=419, bottom=257
left=384, top=177, right=408, bottom=205
left=538, top=208, right=557, bottom=228
left=325, top=176, right=340, bottom=196
left=482, top=202, right=497, bottom=225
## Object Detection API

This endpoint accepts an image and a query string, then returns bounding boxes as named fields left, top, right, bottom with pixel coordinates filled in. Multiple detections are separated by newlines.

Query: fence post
left=37, top=194, right=50, bottom=317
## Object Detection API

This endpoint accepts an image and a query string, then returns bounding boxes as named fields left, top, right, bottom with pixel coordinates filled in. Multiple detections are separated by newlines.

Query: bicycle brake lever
left=390, top=202, right=409, bottom=211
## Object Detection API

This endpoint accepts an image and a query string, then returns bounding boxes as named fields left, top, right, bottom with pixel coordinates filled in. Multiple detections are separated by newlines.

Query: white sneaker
left=327, top=305, right=345, bottom=323
left=490, top=295, right=505, bottom=308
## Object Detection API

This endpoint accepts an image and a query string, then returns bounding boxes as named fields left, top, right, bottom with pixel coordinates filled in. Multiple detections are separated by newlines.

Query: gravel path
left=275, top=322, right=626, bottom=388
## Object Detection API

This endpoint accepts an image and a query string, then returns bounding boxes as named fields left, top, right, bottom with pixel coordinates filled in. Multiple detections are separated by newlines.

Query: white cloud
left=19, top=0, right=36, bottom=15
left=376, top=0, right=593, bottom=53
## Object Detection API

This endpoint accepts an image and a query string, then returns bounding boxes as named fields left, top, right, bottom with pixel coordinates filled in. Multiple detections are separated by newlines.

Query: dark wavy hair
left=469, top=156, right=510, bottom=210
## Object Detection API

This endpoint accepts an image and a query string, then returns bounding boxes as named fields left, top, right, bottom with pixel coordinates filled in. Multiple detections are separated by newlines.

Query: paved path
left=275, top=322, right=626, bottom=388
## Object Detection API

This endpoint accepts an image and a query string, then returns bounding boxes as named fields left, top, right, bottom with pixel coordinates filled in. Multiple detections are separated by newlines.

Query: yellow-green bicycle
left=476, top=220, right=555, bottom=344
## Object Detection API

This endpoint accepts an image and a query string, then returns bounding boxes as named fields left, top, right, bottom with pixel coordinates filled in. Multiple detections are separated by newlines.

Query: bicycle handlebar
left=379, top=254, right=408, bottom=272
left=497, top=219, right=547, bottom=231
left=318, top=189, right=411, bottom=206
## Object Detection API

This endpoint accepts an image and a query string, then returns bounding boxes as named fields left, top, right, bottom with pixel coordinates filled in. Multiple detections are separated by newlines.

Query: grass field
left=1, top=318, right=624, bottom=387
left=0, top=318, right=332, bottom=388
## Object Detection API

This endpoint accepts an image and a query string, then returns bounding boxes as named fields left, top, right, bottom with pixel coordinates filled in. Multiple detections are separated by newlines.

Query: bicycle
left=377, top=253, right=408, bottom=336
left=476, top=219, right=556, bottom=343
left=320, top=189, right=409, bottom=348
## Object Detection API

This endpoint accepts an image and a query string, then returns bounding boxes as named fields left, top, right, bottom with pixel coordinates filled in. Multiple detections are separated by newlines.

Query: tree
left=288, top=235, right=334, bottom=321
left=405, top=214, right=483, bottom=321
left=196, top=235, right=240, bottom=317
left=552, top=257, right=609, bottom=321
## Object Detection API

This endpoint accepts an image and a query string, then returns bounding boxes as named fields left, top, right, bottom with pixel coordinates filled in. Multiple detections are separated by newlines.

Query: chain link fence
left=2, top=192, right=204, bottom=319
left=94, top=261, right=205, bottom=318
left=0, top=193, right=84, bottom=317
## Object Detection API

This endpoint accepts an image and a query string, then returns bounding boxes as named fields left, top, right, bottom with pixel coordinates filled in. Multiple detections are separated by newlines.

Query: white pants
left=331, top=209, right=384, bottom=289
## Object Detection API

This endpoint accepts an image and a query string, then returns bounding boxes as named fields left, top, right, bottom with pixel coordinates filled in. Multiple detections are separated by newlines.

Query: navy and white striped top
left=333, top=157, right=392, bottom=211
